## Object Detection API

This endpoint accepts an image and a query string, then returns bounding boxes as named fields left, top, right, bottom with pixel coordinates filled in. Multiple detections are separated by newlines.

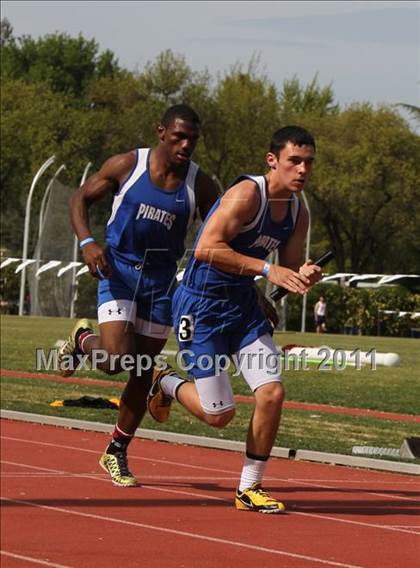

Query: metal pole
left=211, top=174, right=224, bottom=195
left=32, top=164, right=66, bottom=315
left=38, top=165, right=66, bottom=236
left=300, top=190, right=311, bottom=333
left=69, top=162, right=92, bottom=319
left=19, top=155, right=55, bottom=316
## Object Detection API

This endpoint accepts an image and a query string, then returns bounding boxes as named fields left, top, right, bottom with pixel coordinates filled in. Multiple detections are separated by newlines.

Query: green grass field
left=1, top=315, right=420, bottom=459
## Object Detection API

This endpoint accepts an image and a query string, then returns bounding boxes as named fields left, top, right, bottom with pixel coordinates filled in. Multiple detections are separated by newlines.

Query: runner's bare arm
left=70, top=152, right=136, bottom=240
left=277, top=206, right=322, bottom=287
left=196, top=175, right=277, bottom=324
left=70, top=151, right=136, bottom=278
left=195, top=181, right=310, bottom=294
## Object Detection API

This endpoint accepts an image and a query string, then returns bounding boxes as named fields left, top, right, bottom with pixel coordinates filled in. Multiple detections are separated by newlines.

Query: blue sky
left=3, top=1, right=419, bottom=112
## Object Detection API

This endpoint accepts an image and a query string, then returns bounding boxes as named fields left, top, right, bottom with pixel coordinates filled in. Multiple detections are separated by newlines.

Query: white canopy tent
left=1, top=258, right=419, bottom=317
left=320, top=273, right=420, bottom=290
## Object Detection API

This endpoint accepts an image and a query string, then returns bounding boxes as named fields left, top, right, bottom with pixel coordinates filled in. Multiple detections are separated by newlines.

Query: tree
left=0, top=79, right=72, bottom=252
left=197, top=60, right=278, bottom=186
left=1, top=32, right=121, bottom=97
left=198, top=69, right=338, bottom=186
left=139, top=49, right=194, bottom=104
left=279, top=74, right=339, bottom=120
left=0, top=73, right=156, bottom=254
left=2, top=29, right=418, bottom=276
left=133, top=50, right=212, bottom=144
left=0, top=17, right=13, bottom=46
left=305, top=104, right=420, bottom=272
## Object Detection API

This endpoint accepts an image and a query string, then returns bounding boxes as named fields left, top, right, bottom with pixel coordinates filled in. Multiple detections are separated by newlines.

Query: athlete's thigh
left=96, top=254, right=139, bottom=355
left=98, top=320, right=136, bottom=355
left=127, top=333, right=167, bottom=380
left=233, top=333, right=282, bottom=392
left=194, top=371, right=235, bottom=415
left=134, top=333, right=167, bottom=358
left=96, top=261, right=138, bottom=361
left=134, top=317, right=172, bottom=343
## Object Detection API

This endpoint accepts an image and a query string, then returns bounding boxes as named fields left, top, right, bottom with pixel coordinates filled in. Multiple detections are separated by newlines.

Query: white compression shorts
left=194, top=333, right=282, bottom=415
left=97, top=299, right=171, bottom=339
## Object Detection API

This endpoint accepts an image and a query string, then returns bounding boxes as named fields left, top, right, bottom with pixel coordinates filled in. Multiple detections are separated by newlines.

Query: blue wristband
left=261, top=262, right=271, bottom=278
left=79, top=237, right=95, bottom=249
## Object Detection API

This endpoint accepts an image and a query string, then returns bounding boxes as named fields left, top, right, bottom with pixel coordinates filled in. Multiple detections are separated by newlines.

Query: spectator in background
left=314, top=295, right=327, bottom=333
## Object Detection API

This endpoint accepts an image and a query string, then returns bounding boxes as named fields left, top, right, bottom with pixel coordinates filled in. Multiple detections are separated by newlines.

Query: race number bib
left=178, top=315, right=194, bottom=342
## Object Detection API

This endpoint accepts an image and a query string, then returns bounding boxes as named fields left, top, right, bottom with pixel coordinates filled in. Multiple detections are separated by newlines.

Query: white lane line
left=283, top=480, right=420, bottom=505
left=2, top=458, right=419, bottom=537
left=1, top=496, right=368, bottom=568
left=387, top=525, right=420, bottom=528
left=1, top=436, right=236, bottom=474
left=0, top=472, right=238, bottom=480
left=1, top=460, right=228, bottom=503
left=291, top=480, right=419, bottom=485
left=3, top=467, right=418, bottom=504
left=385, top=524, right=420, bottom=529
left=367, top=491, right=419, bottom=502
left=1, top=473, right=108, bottom=478
left=0, top=550, right=72, bottom=568
left=292, top=512, right=419, bottom=536
left=3, top=434, right=419, bottom=503
left=286, top=478, right=420, bottom=503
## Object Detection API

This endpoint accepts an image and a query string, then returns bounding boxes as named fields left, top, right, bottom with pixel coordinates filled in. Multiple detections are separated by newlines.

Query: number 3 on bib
left=178, top=315, right=194, bottom=342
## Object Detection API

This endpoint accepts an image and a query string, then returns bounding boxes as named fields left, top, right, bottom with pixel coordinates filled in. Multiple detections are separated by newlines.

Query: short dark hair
left=160, top=104, right=201, bottom=128
left=270, top=126, right=316, bottom=156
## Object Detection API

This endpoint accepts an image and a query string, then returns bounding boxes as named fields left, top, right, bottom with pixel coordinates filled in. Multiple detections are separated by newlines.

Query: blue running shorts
left=173, top=284, right=272, bottom=378
left=97, top=249, right=177, bottom=338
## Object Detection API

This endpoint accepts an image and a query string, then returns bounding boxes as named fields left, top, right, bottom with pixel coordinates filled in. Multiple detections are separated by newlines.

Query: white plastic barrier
left=282, top=346, right=400, bottom=367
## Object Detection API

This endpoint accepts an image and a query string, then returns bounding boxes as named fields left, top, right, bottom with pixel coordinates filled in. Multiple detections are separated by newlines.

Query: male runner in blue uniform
left=58, top=105, right=220, bottom=486
left=148, top=126, right=322, bottom=513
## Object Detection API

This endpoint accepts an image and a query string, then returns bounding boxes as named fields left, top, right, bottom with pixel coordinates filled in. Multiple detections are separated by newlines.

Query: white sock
left=238, top=456, right=268, bottom=492
left=160, top=374, right=186, bottom=400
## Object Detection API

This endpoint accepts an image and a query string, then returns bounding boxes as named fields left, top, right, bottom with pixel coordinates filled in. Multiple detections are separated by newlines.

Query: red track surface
left=1, top=419, right=419, bottom=568
left=3, top=369, right=419, bottom=423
